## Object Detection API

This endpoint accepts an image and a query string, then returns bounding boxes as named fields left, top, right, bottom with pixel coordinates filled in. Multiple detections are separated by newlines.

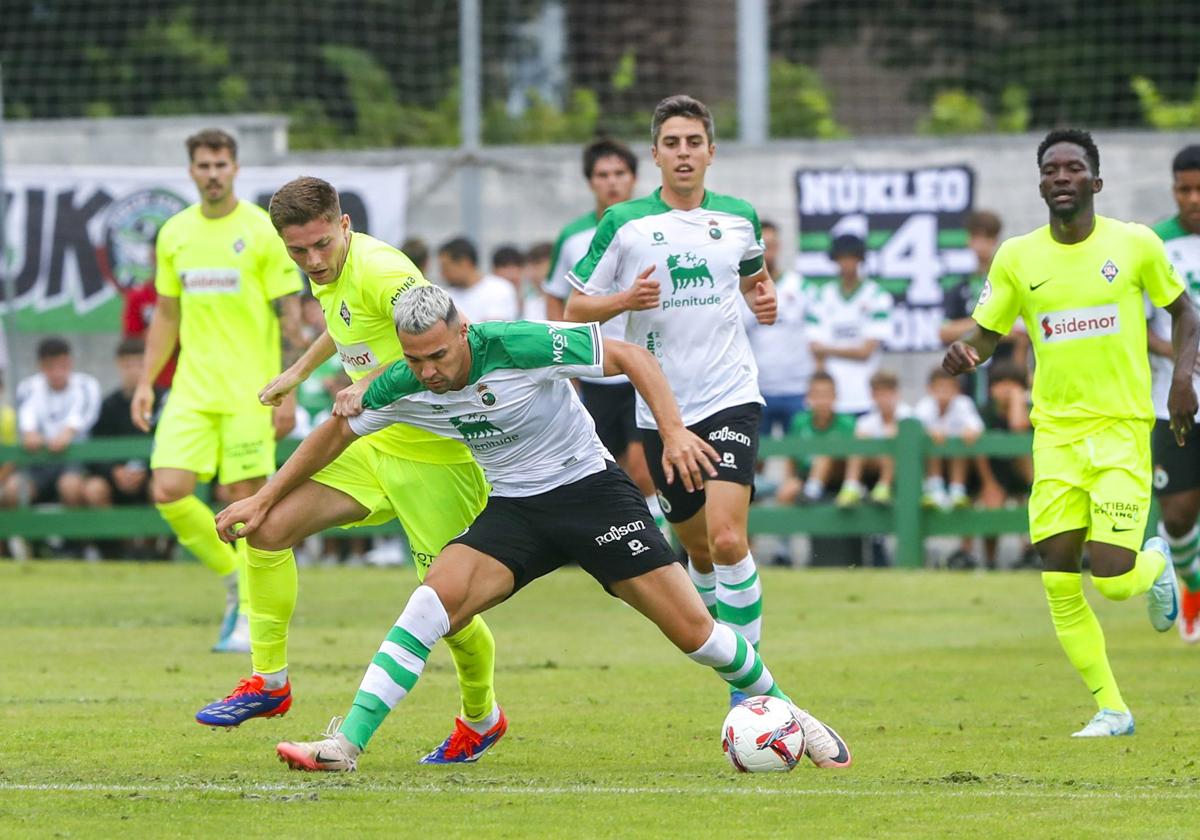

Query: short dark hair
left=966, top=210, right=1002, bottom=239
left=269, top=176, right=341, bottom=231
left=491, top=245, right=525, bottom=269
left=438, top=236, right=478, bottom=266
left=651, top=94, right=715, bottom=145
left=870, top=370, right=899, bottom=391
left=988, top=360, right=1028, bottom=388
left=760, top=219, right=778, bottom=234
left=526, top=241, right=553, bottom=263
left=37, top=336, right=71, bottom=360
left=829, top=233, right=866, bottom=260
left=928, top=367, right=958, bottom=386
left=583, top=137, right=638, bottom=180
left=1037, top=129, right=1100, bottom=176
left=401, top=236, right=429, bottom=269
left=186, top=128, right=237, bottom=162
left=1172, top=145, right=1200, bottom=174
left=116, top=337, right=145, bottom=358
left=808, top=370, right=835, bottom=390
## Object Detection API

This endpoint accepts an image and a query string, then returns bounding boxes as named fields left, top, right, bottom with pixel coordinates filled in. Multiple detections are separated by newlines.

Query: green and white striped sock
left=1160, top=522, right=1200, bottom=591
left=339, top=585, right=449, bottom=750
left=687, top=559, right=718, bottom=619
left=715, top=553, right=762, bottom=649
left=688, top=623, right=788, bottom=701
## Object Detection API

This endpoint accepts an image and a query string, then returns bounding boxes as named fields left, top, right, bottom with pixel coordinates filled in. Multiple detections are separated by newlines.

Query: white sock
left=803, top=477, right=824, bottom=500
left=462, top=703, right=501, bottom=734
left=645, top=495, right=663, bottom=520
left=257, top=668, right=288, bottom=690
left=687, top=559, right=718, bottom=619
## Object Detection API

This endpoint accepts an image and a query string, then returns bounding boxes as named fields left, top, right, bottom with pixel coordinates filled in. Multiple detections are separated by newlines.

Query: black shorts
left=1153, top=418, right=1200, bottom=495
left=580, top=380, right=640, bottom=457
left=641, top=402, right=761, bottom=524
left=449, top=461, right=675, bottom=594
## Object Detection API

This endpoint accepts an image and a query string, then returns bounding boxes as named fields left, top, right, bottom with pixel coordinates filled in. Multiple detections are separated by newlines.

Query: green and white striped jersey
left=353, top=321, right=610, bottom=497
left=567, top=188, right=766, bottom=428
left=1149, top=215, right=1200, bottom=420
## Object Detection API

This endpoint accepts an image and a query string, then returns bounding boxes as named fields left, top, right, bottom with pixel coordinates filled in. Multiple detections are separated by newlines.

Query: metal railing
left=0, top=419, right=1035, bottom=565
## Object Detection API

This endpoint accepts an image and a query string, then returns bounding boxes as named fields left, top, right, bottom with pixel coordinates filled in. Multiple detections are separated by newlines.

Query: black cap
left=829, top=233, right=866, bottom=260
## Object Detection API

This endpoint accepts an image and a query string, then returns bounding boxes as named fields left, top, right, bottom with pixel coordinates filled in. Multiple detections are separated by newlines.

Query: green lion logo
left=449, top=413, right=502, bottom=440
left=666, top=252, right=714, bottom=293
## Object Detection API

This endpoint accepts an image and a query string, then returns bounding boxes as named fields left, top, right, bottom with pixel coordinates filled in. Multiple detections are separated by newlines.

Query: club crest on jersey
left=340, top=301, right=352, bottom=327
left=1100, top=259, right=1119, bottom=283
left=476, top=384, right=497, bottom=406
left=232, top=238, right=245, bottom=254
left=708, top=219, right=722, bottom=240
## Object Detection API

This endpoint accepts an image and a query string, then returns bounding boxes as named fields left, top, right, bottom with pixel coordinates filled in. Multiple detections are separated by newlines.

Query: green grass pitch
left=1, top=561, right=1197, bottom=838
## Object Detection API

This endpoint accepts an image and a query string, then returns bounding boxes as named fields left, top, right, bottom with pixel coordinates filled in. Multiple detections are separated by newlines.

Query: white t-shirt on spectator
left=740, top=270, right=812, bottom=397
left=914, top=394, right=984, bottom=437
left=855, top=403, right=912, bottom=439
left=446, top=274, right=520, bottom=322
left=521, top=289, right=547, bottom=322
left=17, top=371, right=102, bottom=440
left=806, top=279, right=893, bottom=414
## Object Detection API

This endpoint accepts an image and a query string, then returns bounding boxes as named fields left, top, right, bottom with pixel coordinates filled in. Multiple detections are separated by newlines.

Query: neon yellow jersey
left=156, top=201, right=302, bottom=412
left=311, top=233, right=474, bottom=465
left=973, top=215, right=1185, bottom=447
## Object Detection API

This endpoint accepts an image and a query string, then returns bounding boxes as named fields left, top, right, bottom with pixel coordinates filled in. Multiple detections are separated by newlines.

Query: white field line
left=1, top=781, right=1199, bottom=801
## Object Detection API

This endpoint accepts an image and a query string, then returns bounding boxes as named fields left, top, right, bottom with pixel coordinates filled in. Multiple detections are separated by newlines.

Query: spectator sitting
left=84, top=337, right=159, bottom=509
left=776, top=372, right=855, bottom=504
left=2, top=336, right=102, bottom=513
left=837, top=370, right=910, bottom=507
left=915, top=368, right=984, bottom=510
left=976, top=360, right=1035, bottom=569
left=807, top=233, right=894, bottom=416
left=522, top=242, right=553, bottom=321
left=438, top=237, right=520, bottom=322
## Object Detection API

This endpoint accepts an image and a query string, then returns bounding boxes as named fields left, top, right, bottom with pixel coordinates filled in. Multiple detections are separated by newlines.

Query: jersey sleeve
left=154, top=220, right=181, bottom=297
left=865, top=285, right=894, bottom=341
left=500, top=320, right=604, bottom=379
left=259, top=231, right=303, bottom=301
left=738, top=207, right=765, bottom=277
left=971, top=242, right=1021, bottom=335
left=361, top=360, right=425, bottom=411
left=567, top=213, right=623, bottom=296
left=1137, top=224, right=1187, bottom=307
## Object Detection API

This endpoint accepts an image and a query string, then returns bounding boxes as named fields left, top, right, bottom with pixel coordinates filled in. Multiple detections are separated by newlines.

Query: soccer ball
left=721, top=696, right=806, bottom=773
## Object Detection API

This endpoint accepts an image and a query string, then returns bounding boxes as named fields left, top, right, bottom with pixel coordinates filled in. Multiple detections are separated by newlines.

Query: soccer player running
left=216, top=286, right=850, bottom=772
left=944, top=129, right=1199, bottom=737
left=563, top=96, right=776, bottom=705
left=194, top=178, right=504, bottom=765
left=1147, top=144, right=1200, bottom=641
left=132, top=129, right=304, bottom=652
left=543, top=138, right=663, bottom=525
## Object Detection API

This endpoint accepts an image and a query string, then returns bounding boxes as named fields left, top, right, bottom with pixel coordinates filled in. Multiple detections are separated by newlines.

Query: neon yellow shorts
left=312, top=436, right=489, bottom=578
left=1028, top=419, right=1152, bottom=552
left=151, top=397, right=275, bottom=485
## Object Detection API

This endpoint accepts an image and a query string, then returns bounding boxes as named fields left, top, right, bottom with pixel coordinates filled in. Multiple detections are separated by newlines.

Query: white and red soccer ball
left=721, top=695, right=806, bottom=773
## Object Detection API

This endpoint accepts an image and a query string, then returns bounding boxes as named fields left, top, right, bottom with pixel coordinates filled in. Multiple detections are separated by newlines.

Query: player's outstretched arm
left=603, top=338, right=719, bottom=492
left=563, top=266, right=660, bottom=324
left=1165, top=292, right=1200, bottom=445
left=131, top=295, right=181, bottom=432
left=260, top=330, right=337, bottom=407
left=215, top=415, right=359, bottom=543
left=942, top=323, right=1002, bottom=376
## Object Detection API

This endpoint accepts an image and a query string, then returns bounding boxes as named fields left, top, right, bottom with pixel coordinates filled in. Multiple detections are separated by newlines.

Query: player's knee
left=150, top=475, right=189, bottom=505
left=709, top=526, right=747, bottom=562
left=246, top=521, right=294, bottom=553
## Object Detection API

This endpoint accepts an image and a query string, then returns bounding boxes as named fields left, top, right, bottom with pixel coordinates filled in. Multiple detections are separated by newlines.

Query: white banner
left=1, top=165, right=408, bottom=329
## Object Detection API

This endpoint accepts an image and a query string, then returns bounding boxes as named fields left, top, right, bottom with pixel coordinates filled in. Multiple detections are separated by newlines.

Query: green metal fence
left=0, top=419, right=1036, bottom=565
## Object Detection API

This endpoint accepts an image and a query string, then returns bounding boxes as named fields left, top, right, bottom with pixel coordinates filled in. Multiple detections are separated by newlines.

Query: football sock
left=1042, top=572, right=1127, bottom=712
left=715, top=553, right=763, bottom=649
left=687, top=560, right=718, bottom=619
left=156, top=496, right=236, bottom=576
left=444, top=614, right=497, bottom=724
left=1091, top=549, right=1166, bottom=601
left=1159, top=522, right=1200, bottom=591
left=233, top=539, right=250, bottom=616
left=245, top=546, right=297, bottom=674
left=645, top=495, right=663, bottom=523
left=462, top=704, right=501, bottom=736
left=340, top=585, right=448, bottom=751
left=258, top=668, right=288, bottom=690
left=803, top=477, right=825, bottom=500
left=688, top=623, right=788, bottom=701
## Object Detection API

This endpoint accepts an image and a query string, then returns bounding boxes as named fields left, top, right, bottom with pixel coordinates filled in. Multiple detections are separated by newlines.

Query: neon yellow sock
left=234, top=540, right=250, bottom=616
left=1092, top=549, right=1166, bottom=602
left=156, top=496, right=236, bottom=576
left=246, top=545, right=297, bottom=674
left=444, top=614, right=497, bottom=722
left=1042, top=572, right=1126, bottom=712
